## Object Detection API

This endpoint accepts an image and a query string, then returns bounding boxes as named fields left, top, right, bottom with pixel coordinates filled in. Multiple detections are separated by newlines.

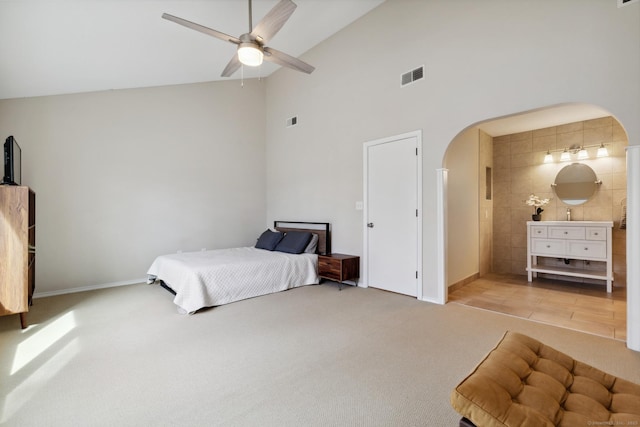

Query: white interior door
left=364, top=132, right=420, bottom=297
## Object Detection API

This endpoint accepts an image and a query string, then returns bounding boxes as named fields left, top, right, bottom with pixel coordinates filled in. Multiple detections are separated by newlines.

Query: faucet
left=566, top=208, right=571, bottom=221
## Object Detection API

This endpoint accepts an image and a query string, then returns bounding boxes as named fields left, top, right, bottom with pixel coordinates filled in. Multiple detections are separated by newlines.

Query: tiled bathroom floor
left=448, top=273, right=627, bottom=341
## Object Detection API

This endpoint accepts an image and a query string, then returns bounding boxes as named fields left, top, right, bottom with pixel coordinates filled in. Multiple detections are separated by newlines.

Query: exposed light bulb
left=597, top=143, right=609, bottom=157
left=560, top=149, right=571, bottom=162
left=543, top=151, right=553, bottom=163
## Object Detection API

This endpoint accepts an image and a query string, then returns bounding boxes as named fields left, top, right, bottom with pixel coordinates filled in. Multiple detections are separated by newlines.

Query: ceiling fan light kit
left=162, top=0, right=314, bottom=77
left=238, top=43, right=264, bottom=67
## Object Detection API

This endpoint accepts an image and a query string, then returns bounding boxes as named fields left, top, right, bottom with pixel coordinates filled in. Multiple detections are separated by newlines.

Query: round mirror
left=553, top=163, right=599, bottom=206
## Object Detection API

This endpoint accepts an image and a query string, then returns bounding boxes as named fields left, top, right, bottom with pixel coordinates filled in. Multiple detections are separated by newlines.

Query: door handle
left=367, top=223, right=374, bottom=228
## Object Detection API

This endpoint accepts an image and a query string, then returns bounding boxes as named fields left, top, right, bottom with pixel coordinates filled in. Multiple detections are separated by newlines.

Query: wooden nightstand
left=318, top=253, right=360, bottom=290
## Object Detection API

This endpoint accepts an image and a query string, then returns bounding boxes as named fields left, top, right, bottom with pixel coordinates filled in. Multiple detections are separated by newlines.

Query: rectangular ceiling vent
left=286, top=116, right=298, bottom=128
left=401, top=66, right=424, bottom=87
left=618, top=0, right=638, bottom=6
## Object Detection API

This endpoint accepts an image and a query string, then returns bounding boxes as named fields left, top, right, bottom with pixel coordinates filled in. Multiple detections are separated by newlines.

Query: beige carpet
left=1, top=282, right=639, bottom=426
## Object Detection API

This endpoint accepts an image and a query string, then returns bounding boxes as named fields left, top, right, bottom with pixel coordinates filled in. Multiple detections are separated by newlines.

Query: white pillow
left=304, top=233, right=319, bottom=253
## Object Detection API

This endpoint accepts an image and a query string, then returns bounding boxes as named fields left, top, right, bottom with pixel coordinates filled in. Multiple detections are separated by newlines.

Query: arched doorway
left=442, top=103, right=630, bottom=341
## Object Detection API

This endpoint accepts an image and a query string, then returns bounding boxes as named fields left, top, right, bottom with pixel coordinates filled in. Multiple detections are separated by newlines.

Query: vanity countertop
left=526, top=220, right=613, bottom=226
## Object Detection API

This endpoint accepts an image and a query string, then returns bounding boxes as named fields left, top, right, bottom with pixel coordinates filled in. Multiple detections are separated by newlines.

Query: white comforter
left=146, top=247, right=318, bottom=314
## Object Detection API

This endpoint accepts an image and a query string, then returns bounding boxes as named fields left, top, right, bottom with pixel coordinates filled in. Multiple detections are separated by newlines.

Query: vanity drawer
left=566, top=240, right=607, bottom=259
left=531, top=239, right=565, bottom=256
left=530, top=226, right=547, bottom=238
left=587, top=227, right=607, bottom=241
left=548, top=226, right=585, bottom=240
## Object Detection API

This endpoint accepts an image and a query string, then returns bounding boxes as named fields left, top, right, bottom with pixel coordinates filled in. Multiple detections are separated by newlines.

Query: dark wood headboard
left=274, top=221, right=331, bottom=255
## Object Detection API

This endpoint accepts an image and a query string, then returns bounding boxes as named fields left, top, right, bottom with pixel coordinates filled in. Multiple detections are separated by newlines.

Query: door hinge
left=416, top=271, right=418, bottom=279
left=416, top=147, right=418, bottom=156
left=416, top=209, right=418, bottom=217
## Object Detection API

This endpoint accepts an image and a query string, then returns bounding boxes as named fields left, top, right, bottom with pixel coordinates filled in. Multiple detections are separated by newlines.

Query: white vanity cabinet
left=526, top=221, right=613, bottom=292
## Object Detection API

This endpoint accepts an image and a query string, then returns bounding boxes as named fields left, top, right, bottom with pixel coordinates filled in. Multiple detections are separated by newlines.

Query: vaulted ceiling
left=0, top=0, right=384, bottom=100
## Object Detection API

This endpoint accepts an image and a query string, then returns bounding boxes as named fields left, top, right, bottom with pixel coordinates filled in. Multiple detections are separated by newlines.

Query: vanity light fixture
left=597, top=143, right=609, bottom=157
left=541, top=143, right=609, bottom=163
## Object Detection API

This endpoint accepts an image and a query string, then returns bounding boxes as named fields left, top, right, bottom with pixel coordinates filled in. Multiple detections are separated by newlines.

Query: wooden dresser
left=526, top=221, right=613, bottom=292
left=0, top=186, right=36, bottom=328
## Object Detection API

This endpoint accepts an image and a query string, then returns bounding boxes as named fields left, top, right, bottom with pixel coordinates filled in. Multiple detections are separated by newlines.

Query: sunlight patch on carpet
left=11, top=311, right=76, bottom=375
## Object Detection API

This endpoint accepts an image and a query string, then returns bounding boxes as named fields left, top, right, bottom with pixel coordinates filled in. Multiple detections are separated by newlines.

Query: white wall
left=0, top=80, right=267, bottom=294
left=264, top=0, right=640, bottom=303
left=444, top=127, right=480, bottom=285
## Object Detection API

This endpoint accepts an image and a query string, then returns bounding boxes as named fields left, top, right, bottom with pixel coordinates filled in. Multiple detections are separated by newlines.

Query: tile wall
left=492, top=116, right=628, bottom=286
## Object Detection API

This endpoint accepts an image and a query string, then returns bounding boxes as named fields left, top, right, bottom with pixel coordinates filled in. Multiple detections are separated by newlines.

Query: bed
left=146, top=221, right=331, bottom=314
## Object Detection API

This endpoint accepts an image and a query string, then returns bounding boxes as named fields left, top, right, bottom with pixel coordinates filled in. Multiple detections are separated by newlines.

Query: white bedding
left=146, top=247, right=319, bottom=314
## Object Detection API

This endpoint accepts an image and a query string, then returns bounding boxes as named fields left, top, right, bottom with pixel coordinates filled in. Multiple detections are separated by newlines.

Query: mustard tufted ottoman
left=451, top=331, right=640, bottom=427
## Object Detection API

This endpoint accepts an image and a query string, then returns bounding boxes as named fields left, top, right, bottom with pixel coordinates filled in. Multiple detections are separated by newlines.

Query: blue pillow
left=255, top=229, right=284, bottom=251
left=274, top=231, right=313, bottom=254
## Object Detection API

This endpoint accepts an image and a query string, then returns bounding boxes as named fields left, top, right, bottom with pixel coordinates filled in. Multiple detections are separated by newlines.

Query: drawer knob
left=564, top=231, right=568, bottom=235
left=594, top=232, right=599, bottom=235
left=546, top=245, right=551, bottom=248
left=584, top=247, right=589, bottom=251
left=537, top=230, right=541, bottom=234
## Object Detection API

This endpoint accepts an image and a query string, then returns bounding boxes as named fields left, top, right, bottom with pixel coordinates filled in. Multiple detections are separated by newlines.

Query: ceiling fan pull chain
left=241, top=64, right=244, bottom=87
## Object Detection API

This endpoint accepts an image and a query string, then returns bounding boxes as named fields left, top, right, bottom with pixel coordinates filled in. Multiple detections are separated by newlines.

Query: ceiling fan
left=162, top=0, right=315, bottom=77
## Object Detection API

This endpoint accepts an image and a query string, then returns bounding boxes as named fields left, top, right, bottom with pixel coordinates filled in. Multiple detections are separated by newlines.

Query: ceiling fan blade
left=221, top=54, right=242, bottom=77
left=162, top=13, right=241, bottom=44
left=250, top=0, right=297, bottom=44
left=263, top=47, right=315, bottom=74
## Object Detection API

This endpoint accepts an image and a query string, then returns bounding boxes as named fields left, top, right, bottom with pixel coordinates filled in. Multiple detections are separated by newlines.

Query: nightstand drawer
left=318, top=258, right=342, bottom=280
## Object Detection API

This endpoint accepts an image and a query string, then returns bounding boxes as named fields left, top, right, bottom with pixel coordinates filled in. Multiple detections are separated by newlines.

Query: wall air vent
left=618, top=0, right=638, bottom=6
left=286, top=116, right=298, bottom=127
left=401, top=66, right=424, bottom=87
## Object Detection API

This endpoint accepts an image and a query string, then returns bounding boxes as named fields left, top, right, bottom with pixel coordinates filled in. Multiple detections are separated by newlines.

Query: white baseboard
left=420, top=296, right=444, bottom=305
left=33, top=278, right=147, bottom=299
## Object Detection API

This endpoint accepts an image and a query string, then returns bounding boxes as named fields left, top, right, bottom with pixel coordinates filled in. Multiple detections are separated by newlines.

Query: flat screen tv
left=2, top=135, right=21, bottom=185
